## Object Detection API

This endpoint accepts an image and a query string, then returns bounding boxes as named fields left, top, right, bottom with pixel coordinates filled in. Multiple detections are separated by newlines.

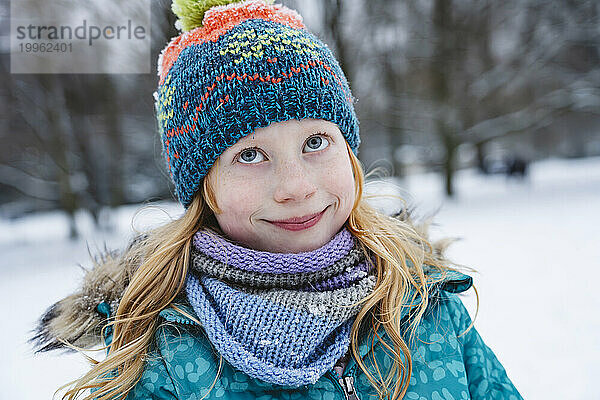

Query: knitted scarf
left=185, top=228, right=376, bottom=387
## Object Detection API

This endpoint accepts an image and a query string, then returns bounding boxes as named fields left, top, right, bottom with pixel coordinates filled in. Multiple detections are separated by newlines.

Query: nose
left=273, top=160, right=317, bottom=203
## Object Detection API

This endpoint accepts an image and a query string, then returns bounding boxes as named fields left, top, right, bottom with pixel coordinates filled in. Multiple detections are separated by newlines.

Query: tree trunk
left=431, top=0, right=455, bottom=197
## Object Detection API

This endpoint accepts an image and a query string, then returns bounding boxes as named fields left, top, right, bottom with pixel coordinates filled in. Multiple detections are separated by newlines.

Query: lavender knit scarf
left=185, top=228, right=376, bottom=387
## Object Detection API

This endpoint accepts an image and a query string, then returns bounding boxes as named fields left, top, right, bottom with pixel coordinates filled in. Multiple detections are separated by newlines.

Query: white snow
left=1, top=156, right=598, bottom=399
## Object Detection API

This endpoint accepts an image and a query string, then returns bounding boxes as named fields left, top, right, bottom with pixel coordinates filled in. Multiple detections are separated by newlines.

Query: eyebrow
left=230, top=134, right=269, bottom=152
left=229, top=137, right=258, bottom=152
left=230, top=127, right=332, bottom=152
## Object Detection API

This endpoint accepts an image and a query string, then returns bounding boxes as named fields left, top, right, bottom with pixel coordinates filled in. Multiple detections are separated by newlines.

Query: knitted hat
left=154, top=0, right=360, bottom=207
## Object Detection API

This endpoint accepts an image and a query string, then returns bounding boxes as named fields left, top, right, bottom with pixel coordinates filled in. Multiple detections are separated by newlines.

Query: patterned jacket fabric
left=111, top=270, right=522, bottom=400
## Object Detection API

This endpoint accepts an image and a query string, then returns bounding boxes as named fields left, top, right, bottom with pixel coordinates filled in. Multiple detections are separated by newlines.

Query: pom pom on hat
left=172, top=0, right=275, bottom=32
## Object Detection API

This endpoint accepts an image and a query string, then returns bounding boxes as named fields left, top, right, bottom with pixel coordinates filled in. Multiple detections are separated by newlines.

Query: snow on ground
left=1, top=156, right=598, bottom=399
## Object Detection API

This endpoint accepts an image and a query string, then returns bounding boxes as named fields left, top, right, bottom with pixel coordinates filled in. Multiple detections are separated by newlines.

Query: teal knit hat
left=154, top=0, right=360, bottom=207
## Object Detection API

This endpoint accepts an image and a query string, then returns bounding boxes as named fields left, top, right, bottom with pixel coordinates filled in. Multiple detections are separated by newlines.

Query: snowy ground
left=1, top=156, right=598, bottom=399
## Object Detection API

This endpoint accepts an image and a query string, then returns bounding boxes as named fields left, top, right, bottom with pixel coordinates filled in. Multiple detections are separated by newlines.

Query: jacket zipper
left=328, top=370, right=360, bottom=400
left=330, top=354, right=360, bottom=400
left=338, top=375, right=359, bottom=400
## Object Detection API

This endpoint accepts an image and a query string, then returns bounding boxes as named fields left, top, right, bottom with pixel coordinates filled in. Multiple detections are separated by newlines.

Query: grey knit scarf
left=185, top=228, right=376, bottom=387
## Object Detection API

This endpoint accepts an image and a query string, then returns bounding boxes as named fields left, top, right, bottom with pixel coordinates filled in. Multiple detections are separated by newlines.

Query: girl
left=33, top=1, right=523, bottom=399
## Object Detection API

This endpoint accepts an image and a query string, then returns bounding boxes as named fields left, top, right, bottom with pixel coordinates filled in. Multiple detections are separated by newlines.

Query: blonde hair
left=59, top=143, right=472, bottom=400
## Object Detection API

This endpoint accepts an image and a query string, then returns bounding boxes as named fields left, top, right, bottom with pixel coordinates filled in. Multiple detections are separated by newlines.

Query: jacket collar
left=345, top=268, right=472, bottom=372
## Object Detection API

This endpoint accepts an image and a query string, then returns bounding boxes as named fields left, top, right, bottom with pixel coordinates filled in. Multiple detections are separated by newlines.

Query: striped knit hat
left=154, top=0, right=360, bottom=207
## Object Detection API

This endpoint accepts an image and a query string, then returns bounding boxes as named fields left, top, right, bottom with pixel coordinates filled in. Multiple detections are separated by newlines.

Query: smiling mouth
left=267, top=206, right=329, bottom=231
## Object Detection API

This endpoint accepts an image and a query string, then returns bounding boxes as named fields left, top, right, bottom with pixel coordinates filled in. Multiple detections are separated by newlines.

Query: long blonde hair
left=60, top=143, right=470, bottom=400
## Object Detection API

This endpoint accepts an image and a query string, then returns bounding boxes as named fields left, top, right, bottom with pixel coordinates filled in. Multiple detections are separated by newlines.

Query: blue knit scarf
left=185, top=228, right=376, bottom=387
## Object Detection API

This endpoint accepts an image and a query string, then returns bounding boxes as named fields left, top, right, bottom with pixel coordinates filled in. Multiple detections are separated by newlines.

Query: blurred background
left=1, top=0, right=599, bottom=399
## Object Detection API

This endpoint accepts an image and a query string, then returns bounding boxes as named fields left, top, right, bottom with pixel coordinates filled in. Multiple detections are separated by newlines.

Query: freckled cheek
left=215, top=181, right=265, bottom=223
left=321, top=158, right=355, bottom=206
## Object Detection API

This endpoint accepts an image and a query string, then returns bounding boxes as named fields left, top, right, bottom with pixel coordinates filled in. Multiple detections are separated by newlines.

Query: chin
left=263, top=241, right=307, bottom=254
left=279, top=233, right=332, bottom=253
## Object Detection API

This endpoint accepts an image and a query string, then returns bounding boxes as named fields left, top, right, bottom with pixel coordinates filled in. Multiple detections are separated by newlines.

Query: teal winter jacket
left=110, top=270, right=522, bottom=400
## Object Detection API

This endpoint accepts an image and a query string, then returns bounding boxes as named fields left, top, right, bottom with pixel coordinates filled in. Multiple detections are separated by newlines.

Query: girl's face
left=207, top=119, right=356, bottom=253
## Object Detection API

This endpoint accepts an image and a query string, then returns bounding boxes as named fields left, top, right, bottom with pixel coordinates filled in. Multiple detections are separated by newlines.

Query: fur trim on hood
left=30, top=235, right=147, bottom=353
left=30, top=207, right=456, bottom=353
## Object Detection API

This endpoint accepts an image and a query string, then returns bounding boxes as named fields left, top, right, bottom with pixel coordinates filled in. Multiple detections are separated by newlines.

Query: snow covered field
left=1, top=156, right=598, bottom=399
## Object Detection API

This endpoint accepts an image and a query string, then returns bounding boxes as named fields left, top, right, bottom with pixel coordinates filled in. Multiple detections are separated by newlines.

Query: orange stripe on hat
left=158, top=0, right=305, bottom=85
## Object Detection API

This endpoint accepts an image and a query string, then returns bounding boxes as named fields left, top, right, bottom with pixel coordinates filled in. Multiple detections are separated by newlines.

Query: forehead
left=232, top=119, right=340, bottom=146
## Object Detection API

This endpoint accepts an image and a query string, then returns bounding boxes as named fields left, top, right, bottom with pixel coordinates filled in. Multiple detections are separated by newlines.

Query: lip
left=268, top=207, right=329, bottom=231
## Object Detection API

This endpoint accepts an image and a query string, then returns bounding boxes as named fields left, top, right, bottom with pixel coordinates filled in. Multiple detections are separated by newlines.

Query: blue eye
left=238, top=148, right=265, bottom=164
left=236, top=134, right=329, bottom=163
left=304, top=135, right=329, bottom=152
